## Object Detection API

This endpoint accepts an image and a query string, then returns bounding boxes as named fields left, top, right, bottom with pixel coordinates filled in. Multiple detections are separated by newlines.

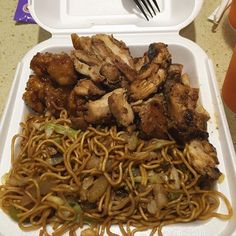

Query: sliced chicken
left=164, top=80, right=210, bottom=142
left=130, top=68, right=167, bottom=100
left=138, top=62, right=159, bottom=80
left=85, top=88, right=130, bottom=125
left=85, top=91, right=114, bottom=124
left=92, top=35, right=137, bottom=82
left=73, top=50, right=101, bottom=66
left=165, top=80, right=199, bottom=116
left=113, top=57, right=137, bottom=82
left=74, top=79, right=106, bottom=97
left=133, top=56, right=148, bottom=72
left=129, top=43, right=172, bottom=101
left=72, top=34, right=137, bottom=83
left=137, top=95, right=168, bottom=139
left=167, top=63, right=183, bottom=82
left=73, top=59, right=104, bottom=83
left=94, top=34, right=134, bottom=68
left=108, top=89, right=134, bottom=127
left=100, top=63, right=122, bottom=85
left=146, top=43, right=171, bottom=68
left=71, top=33, right=92, bottom=51
left=90, top=37, right=113, bottom=63
left=181, top=73, right=190, bottom=86
left=187, top=139, right=221, bottom=180
left=137, top=43, right=170, bottom=79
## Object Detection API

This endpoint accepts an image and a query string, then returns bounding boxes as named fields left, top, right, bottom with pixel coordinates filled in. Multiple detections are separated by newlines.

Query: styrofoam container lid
left=28, top=0, right=203, bottom=34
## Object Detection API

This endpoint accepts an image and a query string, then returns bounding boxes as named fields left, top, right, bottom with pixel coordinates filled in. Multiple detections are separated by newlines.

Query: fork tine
left=134, top=0, right=149, bottom=21
left=152, top=0, right=160, bottom=12
left=140, top=0, right=153, bottom=17
left=145, top=0, right=156, bottom=15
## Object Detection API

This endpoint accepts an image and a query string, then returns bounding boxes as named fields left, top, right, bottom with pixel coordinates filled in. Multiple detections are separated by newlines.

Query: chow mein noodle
left=0, top=110, right=232, bottom=236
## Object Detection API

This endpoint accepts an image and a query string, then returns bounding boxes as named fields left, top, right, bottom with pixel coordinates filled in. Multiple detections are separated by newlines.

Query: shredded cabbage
left=41, top=123, right=79, bottom=139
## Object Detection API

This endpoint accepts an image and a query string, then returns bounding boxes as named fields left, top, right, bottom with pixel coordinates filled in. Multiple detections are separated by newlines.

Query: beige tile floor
left=0, top=0, right=236, bottom=150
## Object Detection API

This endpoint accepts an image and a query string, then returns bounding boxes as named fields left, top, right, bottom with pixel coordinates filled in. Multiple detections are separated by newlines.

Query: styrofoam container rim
left=28, top=0, right=203, bottom=34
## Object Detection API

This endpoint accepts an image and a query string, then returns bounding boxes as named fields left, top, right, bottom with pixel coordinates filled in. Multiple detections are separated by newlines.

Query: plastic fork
left=133, top=0, right=160, bottom=21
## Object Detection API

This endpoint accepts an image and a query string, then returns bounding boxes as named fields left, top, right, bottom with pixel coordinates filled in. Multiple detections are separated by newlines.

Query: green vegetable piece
left=73, top=203, right=82, bottom=213
left=133, top=176, right=142, bottom=183
left=168, top=192, right=181, bottom=201
left=8, top=206, right=19, bottom=222
left=68, top=201, right=95, bottom=224
left=42, top=123, right=78, bottom=139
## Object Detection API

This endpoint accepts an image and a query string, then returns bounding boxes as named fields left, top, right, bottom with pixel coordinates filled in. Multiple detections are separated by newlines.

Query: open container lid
left=28, top=0, right=203, bottom=34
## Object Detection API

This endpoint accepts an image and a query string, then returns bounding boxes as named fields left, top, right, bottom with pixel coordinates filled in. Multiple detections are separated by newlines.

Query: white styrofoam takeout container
left=0, top=0, right=236, bottom=235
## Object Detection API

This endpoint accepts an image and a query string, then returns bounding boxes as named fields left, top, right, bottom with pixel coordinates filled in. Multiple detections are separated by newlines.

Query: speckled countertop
left=0, top=0, right=236, bottom=150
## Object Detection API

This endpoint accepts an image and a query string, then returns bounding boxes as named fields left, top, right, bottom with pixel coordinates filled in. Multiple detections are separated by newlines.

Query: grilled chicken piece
left=167, top=64, right=183, bottom=82
left=23, top=75, right=70, bottom=115
left=137, top=95, right=169, bottom=139
left=164, top=81, right=210, bottom=142
left=139, top=62, right=159, bottom=80
left=146, top=43, right=171, bottom=68
left=85, top=92, right=113, bottom=124
left=30, top=52, right=78, bottom=86
left=165, top=80, right=199, bottom=111
left=73, top=59, right=104, bottom=83
left=92, top=35, right=137, bottom=82
left=71, top=33, right=92, bottom=51
left=187, top=139, right=221, bottom=180
left=129, top=43, right=171, bottom=101
left=134, top=56, right=149, bottom=72
left=100, top=63, right=122, bottom=85
left=90, top=37, right=113, bottom=63
left=70, top=116, right=88, bottom=131
left=74, top=79, right=106, bottom=97
left=73, top=50, right=101, bottom=66
left=108, top=89, right=134, bottom=127
left=94, top=34, right=134, bottom=68
left=72, top=43, right=116, bottom=84
left=133, top=43, right=170, bottom=76
left=72, top=34, right=137, bottom=83
left=85, top=88, right=129, bottom=125
left=113, top=57, right=137, bottom=82
left=130, top=68, right=166, bottom=100
left=181, top=73, right=190, bottom=86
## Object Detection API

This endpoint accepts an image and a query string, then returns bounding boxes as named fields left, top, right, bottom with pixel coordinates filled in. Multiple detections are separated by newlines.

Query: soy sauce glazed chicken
left=23, top=33, right=220, bottom=183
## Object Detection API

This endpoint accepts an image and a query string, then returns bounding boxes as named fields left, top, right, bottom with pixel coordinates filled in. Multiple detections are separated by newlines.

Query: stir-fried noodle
left=0, top=110, right=232, bottom=236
